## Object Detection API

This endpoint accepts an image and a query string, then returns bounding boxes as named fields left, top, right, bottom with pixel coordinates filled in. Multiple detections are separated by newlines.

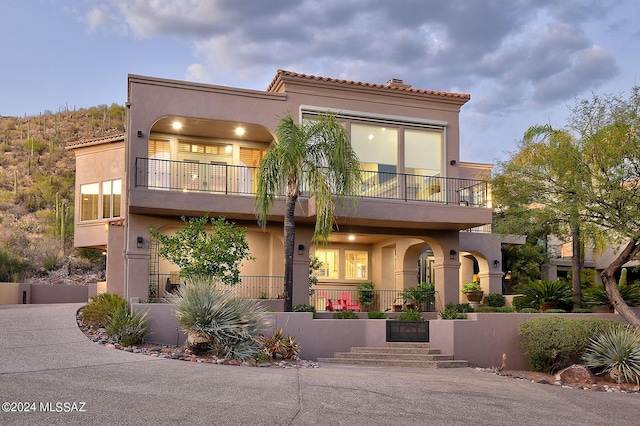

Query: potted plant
left=386, top=308, right=428, bottom=342
left=357, top=281, right=375, bottom=311
left=461, top=281, right=483, bottom=303
left=398, top=282, right=435, bottom=311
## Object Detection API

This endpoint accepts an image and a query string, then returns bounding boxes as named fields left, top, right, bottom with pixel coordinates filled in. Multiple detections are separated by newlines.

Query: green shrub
left=82, top=293, right=127, bottom=330
left=444, top=302, right=474, bottom=313
left=259, top=329, right=301, bottom=360
left=486, top=293, right=506, bottom=307
left=583, top=325, right=640, bottom=384
left=332, top=310, right=359, bottom=319
left=367, top=310, right=387, bottom=319
left=106, top=306, right=149, bottom=347
left=512, top=295, right=534, bottom=311
left=397, top=308, right=424, bottom=321
left=519, top=307, right=540, bottom=313
left=167, top=278, right=269, bottom=360
left=545, top=309, right=567, bottom=313
left=439, top=308, right=466, bottom=319
left=583, top=283, right=640, bottom=307
left=293, top=304, right=316, bottom=313
left=496, top=306, right=515, bottom=313
left=572, top=308, right=593, bottom=313
left=519, top=316, right=615, bottom=373
left=475, top=306, right=498, bottom=313
left=357, top=281, right=375, bottom=307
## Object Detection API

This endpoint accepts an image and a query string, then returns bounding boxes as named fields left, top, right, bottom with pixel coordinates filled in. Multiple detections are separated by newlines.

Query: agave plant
left=167, top=278, right=269, bottom=360
left=106, top=306, right=149, bottom=347
left=517, top=280, right=573, bottom=311
left=583, top=325, right=640, bottom=384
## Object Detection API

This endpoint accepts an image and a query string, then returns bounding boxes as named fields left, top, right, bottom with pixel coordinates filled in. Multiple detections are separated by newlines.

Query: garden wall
left=0, top=282, right=97, bottom=305
left=429, top=312, right=628, bottom=370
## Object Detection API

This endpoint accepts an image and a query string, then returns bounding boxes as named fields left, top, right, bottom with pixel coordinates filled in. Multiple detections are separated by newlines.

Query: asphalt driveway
left=0, top=303, right=638, bottom=425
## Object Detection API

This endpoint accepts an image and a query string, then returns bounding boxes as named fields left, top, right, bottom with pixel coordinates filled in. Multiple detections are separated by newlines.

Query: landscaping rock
left=554, top=364, right=596, bottom=386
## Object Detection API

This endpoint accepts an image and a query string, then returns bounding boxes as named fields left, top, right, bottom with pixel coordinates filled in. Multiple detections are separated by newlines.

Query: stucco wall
left=0, top=283, right=97, bottom=304
left=0, top=283, right=20, bottom=305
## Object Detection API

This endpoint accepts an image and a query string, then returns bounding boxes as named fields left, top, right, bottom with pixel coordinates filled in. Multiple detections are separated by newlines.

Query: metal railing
left=136, top=157, right=488, bottom=207
left=149, top=274, right=285, bottom=299
left=310, top=289, right=436, bottom=312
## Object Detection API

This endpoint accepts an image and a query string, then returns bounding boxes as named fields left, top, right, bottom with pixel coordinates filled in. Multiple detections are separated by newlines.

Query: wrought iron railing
left=310, top=289, right=436, bottom=312
left=149, top=274, right=285, bottom=299
left=136, top=157, right=488, bottom=207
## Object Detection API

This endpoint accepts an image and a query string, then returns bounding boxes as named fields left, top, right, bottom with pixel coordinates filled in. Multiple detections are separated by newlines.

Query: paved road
left=0, top=303, right=638, bottom=425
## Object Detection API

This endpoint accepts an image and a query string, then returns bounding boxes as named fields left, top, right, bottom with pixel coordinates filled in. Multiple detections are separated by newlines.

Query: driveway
left=0, top=303, right=638, bottom=425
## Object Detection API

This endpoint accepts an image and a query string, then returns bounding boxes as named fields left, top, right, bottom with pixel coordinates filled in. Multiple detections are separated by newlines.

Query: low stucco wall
left=0, top=283, right=20, bottom=305
left=429, top=312, right=627, bottom=370
left=131, top=303, right=386, bottom=360
left=0, top=283, right=97, bottom=304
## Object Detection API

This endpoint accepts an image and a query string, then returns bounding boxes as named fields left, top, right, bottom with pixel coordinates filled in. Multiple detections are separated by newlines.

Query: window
left=80, top=183, right=99, bottom=221
left=102, top=179, right=122, bottom=219
left=404, top=129, right=442, bottom=176
left=345, top=250, right=368, bottom=279
left=315, top=249, right=339, bottom=279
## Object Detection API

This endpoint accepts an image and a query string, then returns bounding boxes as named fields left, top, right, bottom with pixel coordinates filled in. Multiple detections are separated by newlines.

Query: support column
left=477, top=270, right=504, bottom=295
left=433, top=261, right=461, bottom=311
left=292, top=228, right=313, bottom=307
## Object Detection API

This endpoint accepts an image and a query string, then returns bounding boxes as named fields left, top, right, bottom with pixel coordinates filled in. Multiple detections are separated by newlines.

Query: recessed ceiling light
left=172, top=121, right=182, bottom=130
left=225, top=145, right=233, bottom=153
left=235, top=126, right=245, bottom=136
left=348, top=235, right=355, bottom=241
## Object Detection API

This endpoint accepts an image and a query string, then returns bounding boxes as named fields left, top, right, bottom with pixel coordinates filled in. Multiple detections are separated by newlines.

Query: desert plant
left=367, top=310, right=387, bottom=319
left=519, top=316, right=615, bottom=373
left=106, top=306, right=149, bottom=347
left=517, top=280, right=573, bottom=311
left=583, top=283, right=640, bottom=308
left=332, top=310, right=359, bottom=319
left=399, top=282, right=435, bottom=310
left=167, top=278, right=269, bottom=360
left=583, top=324, right=640, bottom=384
left=444, top=302, right=475, bottom=313
left=81, top=292, right=126, bottom=330
left=259, top=329, right=301, bottom=360
left=512, top=295, right=534, bottom=311
left=486, top=293, right=506, bottom=307
left=357, top=281, right=375, bottom=308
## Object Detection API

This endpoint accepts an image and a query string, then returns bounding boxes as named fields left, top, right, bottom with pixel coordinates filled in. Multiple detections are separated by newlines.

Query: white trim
left=299, top=105, right=448, bottom=129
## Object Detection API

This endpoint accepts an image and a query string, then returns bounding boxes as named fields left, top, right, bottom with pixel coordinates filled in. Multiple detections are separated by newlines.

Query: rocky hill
left=0, top=104, right=125, bottom=284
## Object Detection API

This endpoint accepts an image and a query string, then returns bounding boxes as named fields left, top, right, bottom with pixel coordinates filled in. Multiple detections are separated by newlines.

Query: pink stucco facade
left=69, top=70, right=503, bottom=307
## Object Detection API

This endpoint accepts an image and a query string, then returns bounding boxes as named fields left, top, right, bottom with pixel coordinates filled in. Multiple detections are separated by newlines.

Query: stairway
left=317, top=342, right=468, bottom=368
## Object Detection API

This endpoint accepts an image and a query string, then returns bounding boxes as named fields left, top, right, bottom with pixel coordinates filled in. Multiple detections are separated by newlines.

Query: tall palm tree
left=255, top=112, right=362, bottom=311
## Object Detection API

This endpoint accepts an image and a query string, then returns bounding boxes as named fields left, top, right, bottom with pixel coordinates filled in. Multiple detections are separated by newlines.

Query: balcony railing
left=310, top=289, right=436, bottom=312
left=136, top=157, right=488, bottom=207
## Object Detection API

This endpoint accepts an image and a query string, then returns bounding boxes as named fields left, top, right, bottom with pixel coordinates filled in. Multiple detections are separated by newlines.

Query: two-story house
left=68, top=70, right=503, bottom=310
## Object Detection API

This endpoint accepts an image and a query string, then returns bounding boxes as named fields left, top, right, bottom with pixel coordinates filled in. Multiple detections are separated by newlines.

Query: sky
left=1, top=0, right=639, bottom=164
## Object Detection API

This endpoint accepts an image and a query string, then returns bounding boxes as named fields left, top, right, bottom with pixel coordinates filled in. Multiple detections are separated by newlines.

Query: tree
left=494, top=87, right=640, bottom=328
left=149, top=215, right=253, bottom=286
left=492, top=124, right=590, bottom=306
left=255, top=113, right=362, bottom=311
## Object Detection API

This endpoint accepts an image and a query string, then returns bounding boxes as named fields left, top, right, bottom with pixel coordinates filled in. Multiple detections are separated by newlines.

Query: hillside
left=0, top=104, right=125, bottom=284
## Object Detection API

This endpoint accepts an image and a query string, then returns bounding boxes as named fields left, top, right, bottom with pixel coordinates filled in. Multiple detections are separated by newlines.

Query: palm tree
left=255, top=112, right=362, bottom=311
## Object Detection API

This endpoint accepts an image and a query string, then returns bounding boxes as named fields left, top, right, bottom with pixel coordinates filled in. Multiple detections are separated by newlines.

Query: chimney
left=385, top=78, right=412, bottom=89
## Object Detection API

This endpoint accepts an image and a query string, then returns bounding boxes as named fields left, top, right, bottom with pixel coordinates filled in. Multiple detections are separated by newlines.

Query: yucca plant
left=106, top=306, right=149, bottom=347
left=583, top=325, right=640, bottom=384
left=167, top=278, right=269, bottom=360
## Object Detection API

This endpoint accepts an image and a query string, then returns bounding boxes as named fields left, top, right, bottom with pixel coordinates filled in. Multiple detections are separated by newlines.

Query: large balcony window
left=81, top=179, right=121, bottom=222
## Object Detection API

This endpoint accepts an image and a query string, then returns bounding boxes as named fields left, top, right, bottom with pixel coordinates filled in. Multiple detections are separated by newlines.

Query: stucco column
left=125, top=251, right=151, bottom=302
left=292, top=228, right=313, bottom=307
left=106, top=224, right=125, bottom=296
left=477, top=270, right=504, bottom=295
left=433, top=261, right=461, bottom=311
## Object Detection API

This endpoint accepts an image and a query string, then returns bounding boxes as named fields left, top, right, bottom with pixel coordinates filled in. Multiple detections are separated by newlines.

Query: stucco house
left=67, top=70, right=504, bottom=310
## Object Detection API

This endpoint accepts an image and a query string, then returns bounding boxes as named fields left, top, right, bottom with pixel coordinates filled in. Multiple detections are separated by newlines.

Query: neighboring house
left=67, top=70, right=503, bottom=310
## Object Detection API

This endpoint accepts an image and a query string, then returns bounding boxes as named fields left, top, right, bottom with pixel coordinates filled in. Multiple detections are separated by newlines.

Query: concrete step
left=317, top=357, right=469, bottom=368
left=385, top=342, right=432, bottom=349
left=333, top=352, right=453, bottom=361
left=350, top=346, right=441, bottom=355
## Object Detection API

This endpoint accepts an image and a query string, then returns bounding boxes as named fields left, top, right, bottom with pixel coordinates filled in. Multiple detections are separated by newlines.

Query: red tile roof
left=65, top=133, right=125, bottom=149
left=267, top=69, right=470, bottom=100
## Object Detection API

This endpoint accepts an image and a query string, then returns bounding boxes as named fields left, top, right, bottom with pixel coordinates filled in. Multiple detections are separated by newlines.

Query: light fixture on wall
left=298, top=244, right=305, bottom=255
left=450, top=160, right=457, bottom=165
left=137, top=130, right=143, bottom=138
left=449, top=249, right=457, bottom=260
left=493, top=259, right=500, bottom=268
left=137, top=236, right=144, bottom=249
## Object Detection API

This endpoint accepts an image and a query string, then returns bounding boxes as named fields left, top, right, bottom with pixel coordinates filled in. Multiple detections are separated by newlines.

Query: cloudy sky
left=1, top=0, right=638, bottom=163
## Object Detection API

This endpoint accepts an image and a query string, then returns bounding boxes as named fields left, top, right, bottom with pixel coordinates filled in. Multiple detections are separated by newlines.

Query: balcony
left=135, top=157, right=489, bottom=207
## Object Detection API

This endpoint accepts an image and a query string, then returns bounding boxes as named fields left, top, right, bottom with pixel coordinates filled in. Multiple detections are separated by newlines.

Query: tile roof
left=65, top=133, right=125, bottom=149
left=267, top=69, right=470, bottom=100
